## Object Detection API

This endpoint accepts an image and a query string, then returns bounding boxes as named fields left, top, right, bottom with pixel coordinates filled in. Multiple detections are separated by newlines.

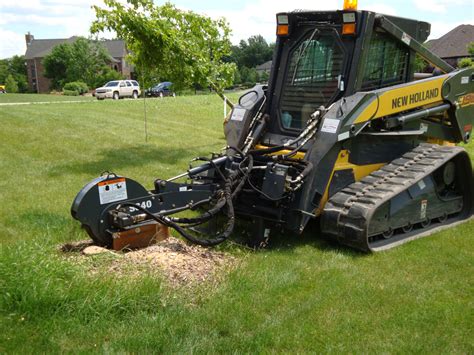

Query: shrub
left=63, top=89, right=79, bottom=96
left=458, top=58, right=474, bottom=68
left=63, top=81, right=89, bottom=95
left=5, top=74, right=19, bottom=93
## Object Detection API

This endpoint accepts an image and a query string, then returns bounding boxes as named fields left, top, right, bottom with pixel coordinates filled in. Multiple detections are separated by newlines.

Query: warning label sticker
left=321, top=118, right=340, bottom=134
left=98, top=178, right=128, bottom=205
left=401, top=32, right=411, bottom=46
left=420, top=199, right=428, bottom=219
left=230, top=108, right=246, bottom=121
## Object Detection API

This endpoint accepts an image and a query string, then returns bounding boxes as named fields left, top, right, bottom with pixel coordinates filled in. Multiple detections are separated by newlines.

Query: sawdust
left=60, top=237, right=237, bottom=287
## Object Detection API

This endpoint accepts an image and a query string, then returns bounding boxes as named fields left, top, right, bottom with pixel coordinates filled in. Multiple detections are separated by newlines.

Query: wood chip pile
left=60, top=237, right=237, bottom=286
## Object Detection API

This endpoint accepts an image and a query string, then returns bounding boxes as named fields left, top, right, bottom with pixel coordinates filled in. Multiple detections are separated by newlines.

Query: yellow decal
left=354, top=76, right=446, bottom=124
left=459, top=93, right=474, bottom=107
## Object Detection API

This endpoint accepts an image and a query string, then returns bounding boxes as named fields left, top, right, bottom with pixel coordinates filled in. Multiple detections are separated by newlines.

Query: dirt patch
left=61, top=237, right=237, bottom=287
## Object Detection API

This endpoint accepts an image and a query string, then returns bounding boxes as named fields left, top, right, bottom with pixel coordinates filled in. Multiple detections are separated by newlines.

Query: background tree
left=230, top=35, right=274, bottom=86
left=43, top=37, right=122, bottom=90
left=0, top=55, right=28, bottom=93
left=467, top=42, right=474, bottom=56
left=232, top=35, right=274, bottom=69
left=91, top=0, right=236, bottom=93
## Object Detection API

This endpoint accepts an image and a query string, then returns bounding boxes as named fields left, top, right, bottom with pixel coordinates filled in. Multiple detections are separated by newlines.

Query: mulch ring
left=60, top=237, right=238, bottom=287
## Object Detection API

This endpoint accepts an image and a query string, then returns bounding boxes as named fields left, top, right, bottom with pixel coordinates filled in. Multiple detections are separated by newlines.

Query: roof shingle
left=25, top=36, right=127, bottom=59
left=427, top=24, right=474, bottom=59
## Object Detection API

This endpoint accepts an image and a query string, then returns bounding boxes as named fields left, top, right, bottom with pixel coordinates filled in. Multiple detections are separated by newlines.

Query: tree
left=42, top=44, right=70, bottom=89
left=5, top=74, right=19, bottom=93
left=414, top=54, right=428, bottom=72
left=91, top=0, right=236, bottom=93
left=0, top=56, right=28, bottom=93
left=43, top=37, right=120, bottom=90
left=467, top=42, right=474, bottom=56
left=233, top=68, right=242, bottom=85
left=260, top=70, right=270, bottom=83
left=239, top=66, right=258, bottom=86
left=231, top=35, right=274, bottom=69
left=0, top=60, right=9, bottom=84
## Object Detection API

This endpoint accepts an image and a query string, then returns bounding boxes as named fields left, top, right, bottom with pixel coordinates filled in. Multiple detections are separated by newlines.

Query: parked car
left=0, top=85, right=6, bottom=93
left=145, top=82, right=175, bottom=97
left=95, top=80, right=141, bottom=100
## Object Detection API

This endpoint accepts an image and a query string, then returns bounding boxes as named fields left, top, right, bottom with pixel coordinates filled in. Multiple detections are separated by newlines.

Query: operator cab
left=261, top=8, right=430, bottom=145
left=224, top=4, right=431, bottom=152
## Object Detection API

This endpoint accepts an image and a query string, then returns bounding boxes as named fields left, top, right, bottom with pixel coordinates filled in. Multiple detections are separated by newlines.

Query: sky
left=0, top=0, right=473, bottom=59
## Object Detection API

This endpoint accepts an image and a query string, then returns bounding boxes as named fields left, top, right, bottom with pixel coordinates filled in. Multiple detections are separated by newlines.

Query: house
left=256, top=60, right=272, bottom=76
left=24, top=33, right=133, bottom=93
left=426, top=24, right=474, bottom=67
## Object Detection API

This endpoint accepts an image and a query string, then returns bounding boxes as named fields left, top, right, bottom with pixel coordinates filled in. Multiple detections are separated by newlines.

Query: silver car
left=95, top=80, right=141, bottom=100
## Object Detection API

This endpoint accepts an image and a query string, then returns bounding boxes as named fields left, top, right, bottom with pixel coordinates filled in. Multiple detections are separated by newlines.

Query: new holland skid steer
left=71, top=0, right=474, bottom=252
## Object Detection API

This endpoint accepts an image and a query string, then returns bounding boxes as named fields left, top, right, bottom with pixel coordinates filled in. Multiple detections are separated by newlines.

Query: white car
left=95, top=80, right=141, bottom=100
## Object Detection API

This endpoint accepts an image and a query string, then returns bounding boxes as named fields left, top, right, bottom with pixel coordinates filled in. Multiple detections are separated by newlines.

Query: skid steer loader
left=71, top=1, right=474, bottom=252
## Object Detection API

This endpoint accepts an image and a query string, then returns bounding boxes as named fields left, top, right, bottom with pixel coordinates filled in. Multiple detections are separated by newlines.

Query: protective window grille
left=361, top=31, right=409, bottom=90
left=280, top=33, right=344, bottom=130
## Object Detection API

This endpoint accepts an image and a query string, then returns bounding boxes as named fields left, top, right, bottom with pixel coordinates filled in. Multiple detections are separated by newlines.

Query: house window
left=361, top=31, right=409, bottom=90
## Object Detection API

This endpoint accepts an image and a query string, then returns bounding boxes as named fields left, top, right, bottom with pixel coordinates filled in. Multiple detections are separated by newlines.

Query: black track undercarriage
left=323, top=144, right=473, bottom=251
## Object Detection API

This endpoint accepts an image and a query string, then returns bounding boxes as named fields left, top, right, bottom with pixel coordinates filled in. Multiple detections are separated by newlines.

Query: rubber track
left=322, top=143, right=470, bottom=252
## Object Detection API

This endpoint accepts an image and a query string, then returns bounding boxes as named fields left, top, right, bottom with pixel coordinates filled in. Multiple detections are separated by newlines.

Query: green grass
left=0, top=94, right=473, bottom=352
left=0, top=93, right=95, bottom=103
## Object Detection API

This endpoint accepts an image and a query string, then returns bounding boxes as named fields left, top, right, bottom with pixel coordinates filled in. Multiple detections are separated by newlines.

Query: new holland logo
left=392, top=88, right=439, bottom=109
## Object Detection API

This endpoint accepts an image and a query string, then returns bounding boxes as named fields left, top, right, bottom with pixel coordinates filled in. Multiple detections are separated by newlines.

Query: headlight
left=106, top=89, right=112, bottom=92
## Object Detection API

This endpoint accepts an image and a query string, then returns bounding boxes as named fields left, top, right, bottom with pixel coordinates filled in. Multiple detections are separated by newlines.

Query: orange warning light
left=343, top=0, right=358, bottom=10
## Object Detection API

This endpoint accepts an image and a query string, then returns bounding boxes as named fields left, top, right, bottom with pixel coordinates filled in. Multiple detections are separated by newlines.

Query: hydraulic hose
left=117, top=149, right=253, bottom=247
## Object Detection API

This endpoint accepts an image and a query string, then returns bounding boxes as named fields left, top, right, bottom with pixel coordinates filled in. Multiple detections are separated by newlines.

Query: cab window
left=280, top=30, right=345, bottom=130
left=361, top=31, right=409, bottom=90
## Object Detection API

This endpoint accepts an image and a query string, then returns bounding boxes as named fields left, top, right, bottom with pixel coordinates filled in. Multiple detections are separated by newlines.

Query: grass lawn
left=0, top=93, right=96, bottom=104
left=0, top=94, right=473, bottom=352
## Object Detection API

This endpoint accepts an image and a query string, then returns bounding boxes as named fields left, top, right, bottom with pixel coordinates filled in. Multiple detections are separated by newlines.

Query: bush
left=63, top=89, right=79, bottom=96
left=5, top=74, right=19, bottom=93
left=63, top=81, right=88, bottom=95
left=458, top=58, right=474, bottom=68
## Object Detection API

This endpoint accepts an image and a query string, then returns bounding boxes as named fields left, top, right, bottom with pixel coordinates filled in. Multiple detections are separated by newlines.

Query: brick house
left=24, top=33, right=133, bottom=93
left=426, top=24, right=474, bottom=67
